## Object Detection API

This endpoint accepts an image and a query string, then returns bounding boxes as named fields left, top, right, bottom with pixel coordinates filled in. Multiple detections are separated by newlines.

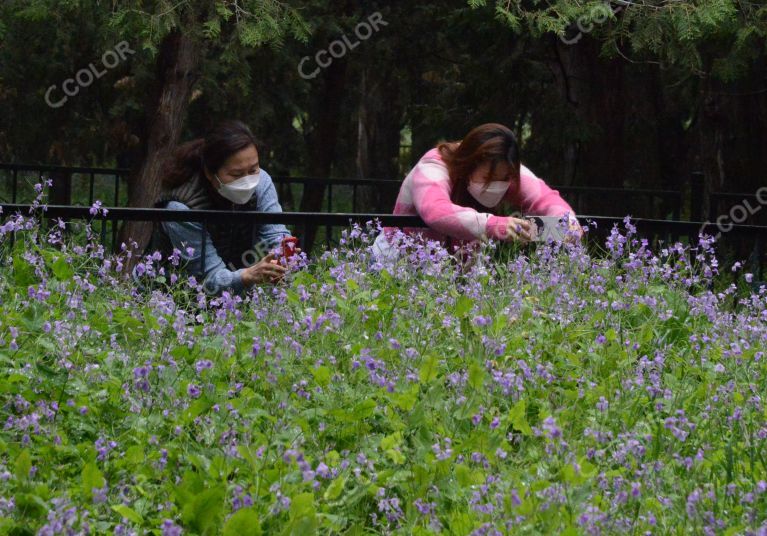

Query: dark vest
left=148, top=173, right=263, bottom=270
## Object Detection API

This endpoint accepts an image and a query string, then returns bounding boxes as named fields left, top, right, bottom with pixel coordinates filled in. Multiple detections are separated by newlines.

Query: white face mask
left=215, top=172, right=261, bottom=204
left=467, top=180, right=510, bottom=208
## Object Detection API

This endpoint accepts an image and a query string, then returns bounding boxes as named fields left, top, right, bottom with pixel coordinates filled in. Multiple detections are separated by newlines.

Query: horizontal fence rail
left=0, top=162, right=763, bottom=225
left=0, top=163, right=689, bottom=218
left=2, top=203, right=766, bottom=232
left=0, top=163, right=124, bottom=207
left=1, top=204, right=764, bottom=278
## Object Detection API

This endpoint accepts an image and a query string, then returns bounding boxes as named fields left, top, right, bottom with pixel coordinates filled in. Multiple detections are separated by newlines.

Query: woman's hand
left=504, top=217, right=536, bottom=244
left=564, top=220, right=585, bottom=245
left=241, top=253, right=287, bottom=286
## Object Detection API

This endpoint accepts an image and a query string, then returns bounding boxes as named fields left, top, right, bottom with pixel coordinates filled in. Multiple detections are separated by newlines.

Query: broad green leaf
left=312, top=366, right=331, bottom=386
left=223, top=508, right=261, bottom=536
left=419, top=355, right=440, bottom=383
left=82, top=462, right=105, bottom=501
left=324, top=475, right=347, bottom=501
left=182, top=486, right=226, bottom=533
left=14, top=449, right=32, bottom=481
left=13, top=254, right=36, bottom=287
left=112, top=504, right=143, bottom=525
left=454, top=295, right=473, bottom=317
left=509, top=399, right=532, bottom=436
left=381, top=431, right=402, bottom=451
left=51, top=255, right=74, bottom=280
left=468, top=362, right=486, bottom=390
left=286, top=492, right=317, bottom=535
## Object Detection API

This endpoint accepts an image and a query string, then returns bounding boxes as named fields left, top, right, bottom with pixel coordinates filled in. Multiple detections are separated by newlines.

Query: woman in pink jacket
left=373, top=123, right=582, bottom=258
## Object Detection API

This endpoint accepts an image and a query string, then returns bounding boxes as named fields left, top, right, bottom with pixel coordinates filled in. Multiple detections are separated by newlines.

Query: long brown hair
left=437, top=123, right=521, bottom=208
left=162, top=120, right=260, bottom=188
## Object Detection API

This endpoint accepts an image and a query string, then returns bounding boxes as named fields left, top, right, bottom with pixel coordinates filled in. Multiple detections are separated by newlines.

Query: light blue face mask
left=215, top=171, right=261, bottom=204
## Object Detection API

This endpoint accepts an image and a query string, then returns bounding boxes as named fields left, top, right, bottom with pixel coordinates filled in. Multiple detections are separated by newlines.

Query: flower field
left=1, top=205, right=766, bottom=535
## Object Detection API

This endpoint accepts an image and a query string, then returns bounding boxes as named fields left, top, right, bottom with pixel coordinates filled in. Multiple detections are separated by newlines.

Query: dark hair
left=437, top=123, right=521, bottom=207
left=162, top=120, right=259, bottom=188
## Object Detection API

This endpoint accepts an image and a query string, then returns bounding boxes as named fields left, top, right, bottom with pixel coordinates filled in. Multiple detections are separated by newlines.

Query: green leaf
left=454, top=296, right=474, bottom=317
left=390, top=385, right=418, bottom=411
left=287, top=492, right=317, bottom=535
left=312, top=366, right=331, bottom=387
left=183, top=397, right=213, bottom=423
left=223, top=508, right=261, bottom=536
left=381, top=431, right=402, bottom=451
left=13, top=253, right=36, bottom=287
left=182, top=486, right=226, bottom=533
left=51, top=255, right=74, bottom=280
left=331, top=399, right=376, bottom=423
left=455, top=464, right=472, bottom=486
left=323, top=475, right=347, bottom=501
left=203, top=18, right=221, bottom=39
left=509, top=399, right=532, bottom=436
left=112, top=504, right=144, bottom=525
left=291, top=492, right=315, bottom=517
left=14, top=449, right=32, bottom=481
left=82, top=462, right=105, bottom=501
left=419, top=356, right=440, bottom=384
left=386, top=449, right=406, bottom=464
left=468, top=362, right=486, bottom=390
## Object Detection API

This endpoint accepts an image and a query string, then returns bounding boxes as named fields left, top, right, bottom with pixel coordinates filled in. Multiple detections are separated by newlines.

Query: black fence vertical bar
left=352, top=184, right=358, bottom=213
left=690, top=171, right=704, bottom=222
left=709, top=194, right=721, bottom=226
left=89, top=172, right=95, bottom=205
left=200, top=219, right=207, bottom=276
left=112, top=174, right=120, bottom=252
left=753, top=234, right=764, bottom=282
left=11, top=168, right=18, bottom=203
left=326, top=184, right=333, bottom=248
left=38, top=173, right=47, bottom=238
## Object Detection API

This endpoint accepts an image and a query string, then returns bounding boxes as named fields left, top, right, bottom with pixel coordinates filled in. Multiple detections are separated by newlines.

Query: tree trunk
left=299, top=58, right=348, bottom=251
left=697, top=81, right=726, bottom=223
left=48, top=170, right=72, bottom=205
left=552, top=37, right=627, bottom=216
left=118, top=29, right=199, bottom=262
left=355, top=68, right=403, bottom=213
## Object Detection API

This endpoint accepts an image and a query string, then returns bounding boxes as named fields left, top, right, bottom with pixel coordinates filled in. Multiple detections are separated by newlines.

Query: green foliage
left=471, top=0, right=767, bottom=79
left=0, top=213, right=764, bottom=533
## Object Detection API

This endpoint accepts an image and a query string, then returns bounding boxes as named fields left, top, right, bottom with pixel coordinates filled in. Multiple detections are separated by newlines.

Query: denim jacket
left=135, top=169, right=290, bottom=295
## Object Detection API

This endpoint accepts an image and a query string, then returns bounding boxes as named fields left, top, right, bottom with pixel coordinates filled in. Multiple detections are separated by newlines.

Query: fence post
left=690, top=171, right=705, bottom=222
left=50, top=170, right=72, bottom=205
left=326, top=185, right=332, bottom=247
left=112, top=174, right=120, bottom=252
left=752, top=233, right=764, bottom=283
left=200, top=220, right=207, bottom=276
left=11, top=169, right=17, bottom=203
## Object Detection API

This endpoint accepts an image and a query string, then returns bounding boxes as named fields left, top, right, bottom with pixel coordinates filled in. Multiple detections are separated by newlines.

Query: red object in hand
left=282, top=236, right=299, bottom=258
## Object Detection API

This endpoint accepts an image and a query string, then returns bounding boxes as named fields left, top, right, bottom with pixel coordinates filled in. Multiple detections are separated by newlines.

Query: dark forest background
left=1, top=0, right=765, bottom=251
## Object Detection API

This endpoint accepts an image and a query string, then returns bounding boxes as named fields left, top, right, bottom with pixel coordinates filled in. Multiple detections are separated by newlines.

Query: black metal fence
left=0, top=163, right=727, bottom=221
left=1, top=163, right=766, bottom=276
left=1, top=203, right=765, bottom=279
left=0, top=163, right=123, bottom=207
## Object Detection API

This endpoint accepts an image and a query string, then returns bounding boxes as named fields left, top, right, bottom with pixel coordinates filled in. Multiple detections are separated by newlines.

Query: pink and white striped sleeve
left=410, top=151, right=512, bottom=241
left=511, top=165, right=578, bottom=221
